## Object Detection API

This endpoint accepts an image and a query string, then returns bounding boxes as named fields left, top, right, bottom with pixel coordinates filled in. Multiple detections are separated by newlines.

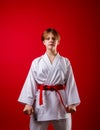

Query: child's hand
left=66, top=105, right=76, bottom=113
left=23, top=104, right=34, bottom=115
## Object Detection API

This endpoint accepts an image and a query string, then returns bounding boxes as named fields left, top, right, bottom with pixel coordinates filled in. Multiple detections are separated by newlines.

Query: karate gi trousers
left=30, top=114, right=72, bottom=130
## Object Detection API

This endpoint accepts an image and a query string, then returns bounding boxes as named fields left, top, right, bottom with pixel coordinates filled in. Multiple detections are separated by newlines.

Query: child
left=18, top=28, right=80, bottom=130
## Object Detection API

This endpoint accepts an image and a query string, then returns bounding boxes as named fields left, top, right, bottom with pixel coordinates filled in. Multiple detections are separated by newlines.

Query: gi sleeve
left=65, top=60, right=81, bottom=106
left=18, top=62, right=37, bottom=106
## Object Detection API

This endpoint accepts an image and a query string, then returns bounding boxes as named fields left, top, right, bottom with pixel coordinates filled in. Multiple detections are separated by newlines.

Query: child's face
left=43, top=33, right=59, bottom=50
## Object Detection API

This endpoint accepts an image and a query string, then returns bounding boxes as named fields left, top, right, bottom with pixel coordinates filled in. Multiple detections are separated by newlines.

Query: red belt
left=37, top=85, right=66, bottom=111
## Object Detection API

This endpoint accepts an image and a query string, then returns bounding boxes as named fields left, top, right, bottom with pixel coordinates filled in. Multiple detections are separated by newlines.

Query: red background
left=0, top=0, right=99, bottom=130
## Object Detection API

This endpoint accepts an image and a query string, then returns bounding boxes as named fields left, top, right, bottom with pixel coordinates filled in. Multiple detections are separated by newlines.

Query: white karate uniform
left=18, top=53, right=80, bottom=130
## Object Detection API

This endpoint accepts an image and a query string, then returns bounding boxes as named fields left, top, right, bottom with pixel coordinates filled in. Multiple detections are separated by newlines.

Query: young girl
left=18, top=28, right=80, bottom=130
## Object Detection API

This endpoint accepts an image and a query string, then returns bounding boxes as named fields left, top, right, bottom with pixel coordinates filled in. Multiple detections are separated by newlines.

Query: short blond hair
left=41, top=28, right=61, bottom=42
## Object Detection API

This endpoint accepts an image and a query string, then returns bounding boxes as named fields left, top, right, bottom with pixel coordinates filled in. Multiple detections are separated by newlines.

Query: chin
left=48, top=46, right=54, bottom=50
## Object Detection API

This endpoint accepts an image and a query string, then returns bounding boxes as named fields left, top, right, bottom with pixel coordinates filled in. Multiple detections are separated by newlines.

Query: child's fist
left=23, top=104, right=34, bottom=115
left=66, top=105, right=76, bottom=113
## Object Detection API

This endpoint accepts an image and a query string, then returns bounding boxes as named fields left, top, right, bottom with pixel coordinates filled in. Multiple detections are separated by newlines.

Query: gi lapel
left=42, top=53, right=60, bottom=85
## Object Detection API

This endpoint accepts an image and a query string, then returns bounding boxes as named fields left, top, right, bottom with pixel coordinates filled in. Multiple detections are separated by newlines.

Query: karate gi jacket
left=18, top=53, right=80, bottom=121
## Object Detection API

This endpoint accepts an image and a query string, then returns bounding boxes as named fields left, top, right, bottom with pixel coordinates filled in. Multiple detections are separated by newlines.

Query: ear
left=43, top=41, right=46, bottom=45
left=57, top=40, right=60, bottom=45
left=58, top=42, right=60, bottom=45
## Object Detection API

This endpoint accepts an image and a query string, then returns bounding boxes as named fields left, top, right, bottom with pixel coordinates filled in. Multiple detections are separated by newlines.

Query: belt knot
left=37, top=84, right=66, bottom=111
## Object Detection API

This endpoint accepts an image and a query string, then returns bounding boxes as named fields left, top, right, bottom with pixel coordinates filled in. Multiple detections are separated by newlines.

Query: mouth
left=49, top=43, right=55, bottom=46
left=49, top=41, right=55, bottom=44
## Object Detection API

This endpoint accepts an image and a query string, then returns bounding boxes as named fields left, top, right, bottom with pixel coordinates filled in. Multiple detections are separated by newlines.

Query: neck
left=46, top=49, right=58, bottom=57
left=46, top=50, right=58, bottom=64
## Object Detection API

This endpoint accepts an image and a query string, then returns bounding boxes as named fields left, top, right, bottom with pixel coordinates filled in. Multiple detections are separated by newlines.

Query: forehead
left=44, top=32, right=57, bottom=39
left=46, top=33, right=55, bottom=37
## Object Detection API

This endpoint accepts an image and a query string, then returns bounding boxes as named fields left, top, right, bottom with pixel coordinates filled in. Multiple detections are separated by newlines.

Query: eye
left=52, top=37, right=56, bottom=41
left=46, top=37, right=50, bottom=40
left=45, top=37, right=56, bottom=41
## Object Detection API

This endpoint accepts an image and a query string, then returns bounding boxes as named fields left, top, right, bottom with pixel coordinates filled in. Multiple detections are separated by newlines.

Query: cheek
left=44, top=41, right=49, bottom=46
